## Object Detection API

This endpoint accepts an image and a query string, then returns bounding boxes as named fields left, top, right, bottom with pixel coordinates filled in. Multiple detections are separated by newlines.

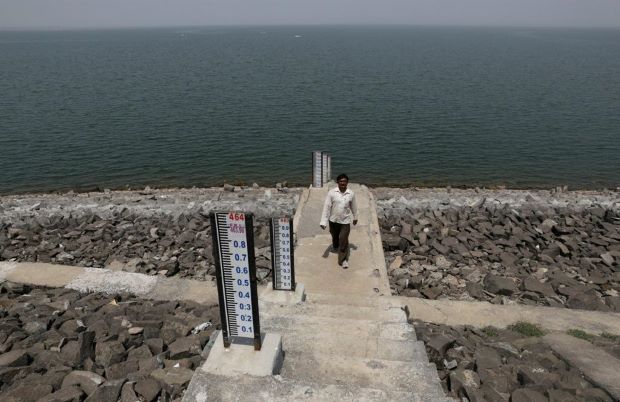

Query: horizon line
left=2, top=22, right=620, bottom=32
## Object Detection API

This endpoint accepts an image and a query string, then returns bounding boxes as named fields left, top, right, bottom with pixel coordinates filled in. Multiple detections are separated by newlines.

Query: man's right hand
left=320, top=225, right=326, bottom=230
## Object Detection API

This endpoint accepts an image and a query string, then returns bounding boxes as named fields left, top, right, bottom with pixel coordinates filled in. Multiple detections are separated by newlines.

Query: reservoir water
left=0, top=26, right=619, bottom=193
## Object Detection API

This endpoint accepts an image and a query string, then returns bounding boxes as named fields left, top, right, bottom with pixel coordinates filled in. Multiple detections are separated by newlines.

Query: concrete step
left=183, top=371, right=455, bottom=402
left=281, top=350, right=446, bottom=396
left=304, top=291, right=403, bottom=309
left=258, top=299, right=407, bottom=323
left=260, top=310, right=416, bottom=341
left=261, top=317, right=428, bottom=362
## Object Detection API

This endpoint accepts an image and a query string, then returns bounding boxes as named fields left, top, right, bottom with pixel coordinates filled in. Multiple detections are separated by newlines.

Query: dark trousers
left=329, top=221, right=350, bottom=265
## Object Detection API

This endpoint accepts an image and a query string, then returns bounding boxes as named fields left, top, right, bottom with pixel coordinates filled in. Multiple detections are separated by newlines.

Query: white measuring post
left=327, top=154, right=332, bottom=182
left=210, top=211, right=261, bottom=350
left=312, top=150, right=323, bottom=188
left=322, top=152, right=329, bottom=186
left=270, top=216, right=295, bottom=291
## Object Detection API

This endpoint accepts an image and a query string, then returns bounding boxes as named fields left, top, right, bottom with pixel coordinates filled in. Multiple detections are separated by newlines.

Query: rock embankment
left=375, top=188, right=620, bottom=311
left=0, top=281, right=220, bottom=401
left=414, top=320, right=618, bottom=402
left=0, top=187, right=301, bottom=282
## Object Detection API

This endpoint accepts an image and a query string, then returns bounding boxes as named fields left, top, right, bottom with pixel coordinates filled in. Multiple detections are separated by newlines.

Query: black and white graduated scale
left=312, top=151, right=323, bottom=188
left=270, top=216, right=295, bottom=291
left=210, top=211, right=261, bottom=350
left=322, top=152, right=329, bottom=185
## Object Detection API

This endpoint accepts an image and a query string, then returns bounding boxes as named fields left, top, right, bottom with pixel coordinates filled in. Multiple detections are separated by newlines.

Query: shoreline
left=1, top=181, right=619, bottom=197
left=1, top=182, right=619, bottom=197
left=2, top=185, right=617, bottom=224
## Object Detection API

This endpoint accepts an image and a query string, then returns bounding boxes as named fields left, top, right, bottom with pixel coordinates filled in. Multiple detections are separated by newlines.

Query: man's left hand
left=353, top=219, right=358, bottom=225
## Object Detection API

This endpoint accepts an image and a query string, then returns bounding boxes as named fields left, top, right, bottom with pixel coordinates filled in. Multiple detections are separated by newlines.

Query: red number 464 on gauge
left=229, top=212, right=245, bottom=221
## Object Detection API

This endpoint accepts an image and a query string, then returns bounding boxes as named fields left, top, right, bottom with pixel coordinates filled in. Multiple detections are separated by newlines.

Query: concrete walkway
left=293, top=185, right=391, bottom=296
left=3, top=259, right=619, bottom=336
left=0, top=261, right=219, bottom=305
left=543, top=333, right=620, bottom=401
left=398, top=296, right=620, bottom=335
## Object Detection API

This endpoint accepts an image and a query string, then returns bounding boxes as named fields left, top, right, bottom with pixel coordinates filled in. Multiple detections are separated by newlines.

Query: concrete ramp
left=184, top=185, right=453, bottom=401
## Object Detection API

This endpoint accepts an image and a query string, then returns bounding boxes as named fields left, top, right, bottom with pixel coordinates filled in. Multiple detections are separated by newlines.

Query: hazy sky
left=1, top=0, right=619, bottom=29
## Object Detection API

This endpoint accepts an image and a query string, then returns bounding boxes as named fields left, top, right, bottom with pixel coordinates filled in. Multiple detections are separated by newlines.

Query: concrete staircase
left=264, top=293, right=452, bottom=401
left=184, top=185, right=453, bottom=401
left=188, top=291, right=452, bottom=401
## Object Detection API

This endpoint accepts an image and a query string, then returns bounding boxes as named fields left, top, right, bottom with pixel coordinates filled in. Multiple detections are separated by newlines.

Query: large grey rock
left=601, top=252, right=615, bottom=267
left=480, top=382, right=510, bottom=402
left=144, top=338, right=164, bottom=355
left=539, top=219, right=557, bottom=233
left=510, top=388, right=547, bottom=402
left=61, top=370, right=106, bottom=395
left=499, top=252, right=518, bottom=267
left=58, top=341, right=84, bottom=367
left=474, top=346, right=502, bottom=371
left=521, top=278, right=556, bottom=297
left=168, top=335, right=202, bottom=359
left=105, top=359, right=139, bottom=380
left=127, top=344, right=153, bottom=361
left=38, top=386, right=85, bottom=402
left=95, top=341, right=126, bottom=366
left=0, top=366, right=31, bottom=385
left=24, top=320, right=47, bottom=335
left=0, top=349, right=30, bottom=367
left=421, top=285, right=443, bottom=300
left=77, top=331, right=96, bottom=362
left=580, top=387, right=614, bottom=402
left=28, top=367, right=70, bottom=390
left=434, top=255, right=452, bottom=269
left=150, top=367, right=193, bottom=396
left=120, top=382, right=140, bottom=402
left=426, top=334, right=455, bottom=360
left=484, top=274, right=517, bottom=296
left=548, top=389, right=579, bottom=402
left=449, top=368, right=480, bottom=397
left=383, top=234, right=409, bottom=251
left=567, top=292, right=610, bottom=311
left=517, top=365, right=560, bottom=389
left=84, top=379, right=125, bottom=402
left=135, top=378, right=161, bottom=402
left=2, top=384, right=53, bottom=402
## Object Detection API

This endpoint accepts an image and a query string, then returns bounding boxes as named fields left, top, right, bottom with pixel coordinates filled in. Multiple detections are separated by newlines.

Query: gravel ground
left=0, top=281, right=221, bottom=401
left=374, top=187, right=620, bottom=312
left=413, top=320, right=619, bottom=402
left=0, top=186, right=301, bottom=282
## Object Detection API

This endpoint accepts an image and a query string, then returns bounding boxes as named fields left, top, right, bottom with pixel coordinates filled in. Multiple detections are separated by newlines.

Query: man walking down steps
left=320, top=173, right=358, bottom=268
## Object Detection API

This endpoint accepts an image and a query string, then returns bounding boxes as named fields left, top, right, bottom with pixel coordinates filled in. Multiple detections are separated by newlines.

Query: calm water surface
left=1, top=26, right=619, bottom=193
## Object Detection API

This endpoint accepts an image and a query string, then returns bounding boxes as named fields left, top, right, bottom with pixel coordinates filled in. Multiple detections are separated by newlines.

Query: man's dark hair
left=336, top=173, right=349, bottom=182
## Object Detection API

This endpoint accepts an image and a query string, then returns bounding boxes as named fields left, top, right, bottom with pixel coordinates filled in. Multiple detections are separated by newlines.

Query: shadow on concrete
left=321, top=243, right=358, bottom=258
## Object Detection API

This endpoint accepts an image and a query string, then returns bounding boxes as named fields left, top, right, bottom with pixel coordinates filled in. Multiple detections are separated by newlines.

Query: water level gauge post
left=210, top=211, right=262, bottom=351
left=270, top=216, right=295, bottom=291
left=312, top=150, right=323, bottom=188
left=322, top=152, right=329, bottom=187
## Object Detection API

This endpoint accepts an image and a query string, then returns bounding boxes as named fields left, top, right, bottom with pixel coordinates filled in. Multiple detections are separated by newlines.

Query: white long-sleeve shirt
left=320, top=187, right=357, bottom=226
